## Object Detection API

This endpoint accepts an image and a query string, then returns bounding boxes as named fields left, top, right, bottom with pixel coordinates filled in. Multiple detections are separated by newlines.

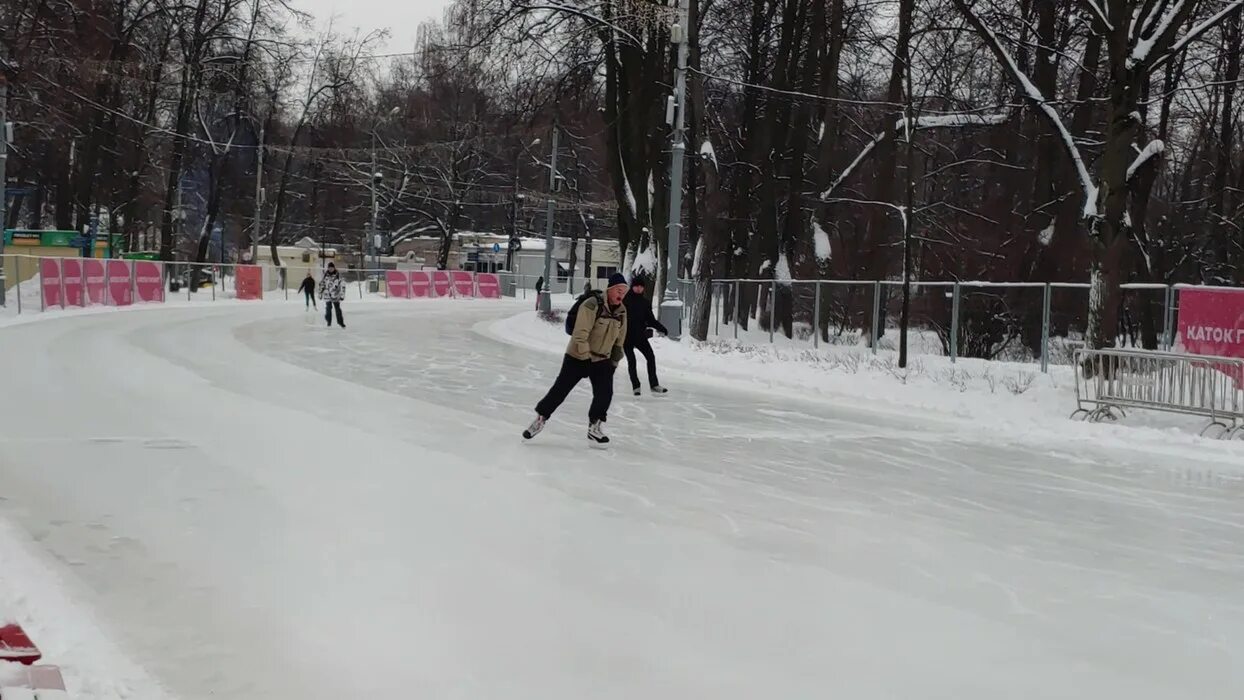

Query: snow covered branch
left=953, top=0, right=1099, bottom=218
left=819, top=112, right=1008, bottom=200
left=1127, top=139, right=1165, bottom=181
left=1152, top=0, right=1244, bottom=69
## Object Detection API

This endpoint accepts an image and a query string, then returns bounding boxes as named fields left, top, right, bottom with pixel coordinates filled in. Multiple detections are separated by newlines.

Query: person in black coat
left=622, top=276, right=669, bottom=396
left=297, top=272, right=316, bottom=309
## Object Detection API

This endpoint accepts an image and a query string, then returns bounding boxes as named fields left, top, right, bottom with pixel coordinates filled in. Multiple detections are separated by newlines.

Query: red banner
left=450, top=270, right=475, bottom=297
left=85, top=259, right=106, bottom=305
left=410, top=271, right=431, bottom=298
left=40, top=259, right=62, bottom=308
left=476, top=273, right=501, bottom=299
left=134, top=261, right=163, bottom=303
left=108, top=260, right=133, bottom=306
left=61, top=258, right=85, bottom=307
left=431, top=271, right=451, bottom=298
left=236, top=265, right=263, bottom=300
left=385, top=270, right=411, bottom=298
left=1178, top=287, right=1244, bottom=384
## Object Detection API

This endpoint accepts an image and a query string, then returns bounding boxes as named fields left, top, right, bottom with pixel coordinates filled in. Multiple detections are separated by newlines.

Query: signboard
left=1178, top=287, right=1244, bottom=384
left=134, top=261, right=164, bottom=303
left=39, top=258, right=62, bottom=308
left=61, top=258, right=85, bottom=307
left=84, top=259, right=106, bottom=305
left=108, top=260, right=133, bottom=306
left=410, top=271, right=431, bottom=298
left=431, top=271, right=451, bottom=298
left=450, top=270, right=475, bottom=297
left=235, top=265, right=263, bottom=300
left=476, top=273, right=501, bottom=299
left=10, top=231, right=43, bottom=246
left=385, top=270, right=411, bottom=299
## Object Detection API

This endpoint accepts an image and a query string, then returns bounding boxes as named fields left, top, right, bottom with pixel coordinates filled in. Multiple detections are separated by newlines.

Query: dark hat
left=608, top=273, right=628, bottom=290
left=631, top=275, right=649, bottom=288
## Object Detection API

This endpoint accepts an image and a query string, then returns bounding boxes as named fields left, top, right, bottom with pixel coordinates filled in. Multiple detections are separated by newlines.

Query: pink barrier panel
left=61, top=258, right=85, bottom=307
left=410, top=271, right=431, bottom=298
left=386, top=270, right=411, bottom=298
left=431, top=271, right=451, bottom=298
left=236, top=265, right=263, bottom=300
left=108, top=260, right=133, bottom=306
left=1178, top=287, right=1244, bottom=385
left=134, top=261, right=164, bottom=303
left=40, top=259, right=62, bottom=308
left=450, top=270, right=474, bottom=297
left=476, top=273, right=501, bottom=299
left=85, top=259, right=106, bottom=305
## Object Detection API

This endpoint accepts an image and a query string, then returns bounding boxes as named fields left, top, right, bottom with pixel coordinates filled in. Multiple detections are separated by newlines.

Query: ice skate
left=588, top=420, right=610, bottom=446
left=650, top=385, right=668, bottom=395
left=522, top=415, right=546, bottom=440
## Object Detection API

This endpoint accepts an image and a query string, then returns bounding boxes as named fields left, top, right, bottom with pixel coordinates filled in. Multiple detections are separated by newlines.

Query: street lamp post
left=659, top=0, right=690, bottom=340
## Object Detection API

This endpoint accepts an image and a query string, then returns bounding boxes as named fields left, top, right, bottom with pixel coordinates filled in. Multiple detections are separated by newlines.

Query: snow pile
left=487, top=310, right=1244, bottom=461
left=630, top=245, right=657, bottom=279
left=774, top=254, right=792, bottom=286
left=699, top=139, right=718, bottom=168
left=812, top=220, right=832, bottom=262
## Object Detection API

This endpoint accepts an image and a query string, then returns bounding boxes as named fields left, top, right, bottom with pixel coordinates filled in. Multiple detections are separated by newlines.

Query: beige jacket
left=567, top=295, right=627, bottom=364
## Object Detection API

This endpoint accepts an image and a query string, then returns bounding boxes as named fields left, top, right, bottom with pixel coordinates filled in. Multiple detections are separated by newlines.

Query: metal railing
left=1072, top=347, right=1244, bottom=439
left=697, top=278, right=1180, bottom=372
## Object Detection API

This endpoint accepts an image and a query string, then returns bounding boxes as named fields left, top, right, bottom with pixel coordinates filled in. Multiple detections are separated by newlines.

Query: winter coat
left=319, top=272, right=346, bottom=302
left=622, top=290, right=668, bottom=344
left=298, top=277, right=316, bottom=295
left=567, top=295, right=627, bottom=365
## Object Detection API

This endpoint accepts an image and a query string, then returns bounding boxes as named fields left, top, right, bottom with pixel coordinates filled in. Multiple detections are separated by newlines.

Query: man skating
left=622, top=276, right=669, bottom=396
left=298, top=272, right=316, bottom=310
left=319, top=262, right=346, bottom=328
left=523, top=274, right=629, bottom=445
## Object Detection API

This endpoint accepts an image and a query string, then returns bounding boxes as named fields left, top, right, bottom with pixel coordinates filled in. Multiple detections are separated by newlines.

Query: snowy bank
left=0, top=517, right=174, bottom=699
left=484, top=309, right=1244, bottom=468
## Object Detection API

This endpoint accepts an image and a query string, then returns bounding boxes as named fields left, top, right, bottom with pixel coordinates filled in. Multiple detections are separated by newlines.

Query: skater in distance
left=319, top=262, right=347, bottom=328
left=523, top=273, right=629, bottom=445
left=622, top=275, right=668, bottom=396
left=298, top=271, right=316, bottom=310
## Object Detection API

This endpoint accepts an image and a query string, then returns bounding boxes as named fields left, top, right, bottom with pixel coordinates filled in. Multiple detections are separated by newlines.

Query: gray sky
left=295, top=0, right=454, bottom=55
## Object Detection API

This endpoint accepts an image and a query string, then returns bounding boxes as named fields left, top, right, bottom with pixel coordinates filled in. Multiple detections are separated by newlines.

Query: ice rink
left=1, top=301, right=1242, bottom=699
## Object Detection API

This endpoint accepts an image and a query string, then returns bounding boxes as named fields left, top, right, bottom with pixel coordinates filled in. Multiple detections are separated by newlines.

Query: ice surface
left=0, top=302, right=1243, bottom=699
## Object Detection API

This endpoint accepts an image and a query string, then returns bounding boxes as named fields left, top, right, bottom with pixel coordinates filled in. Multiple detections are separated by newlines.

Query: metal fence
left=1072, top=347, right=1244, bottom=439
left=695, top=278, right=1181, bottom=372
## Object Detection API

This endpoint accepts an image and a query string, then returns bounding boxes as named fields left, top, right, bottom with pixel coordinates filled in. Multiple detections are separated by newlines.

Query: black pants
left=624, top=337, right=660, bottom=389
left=324, top=301, right=344, bottom=327
left=305, top=290, right=316, bottom=308
left=535, top=355, right=614, bottom=423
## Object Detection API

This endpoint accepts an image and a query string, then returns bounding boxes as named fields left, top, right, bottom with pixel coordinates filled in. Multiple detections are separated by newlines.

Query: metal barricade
left=1072, top=347, right=1244, bottom=439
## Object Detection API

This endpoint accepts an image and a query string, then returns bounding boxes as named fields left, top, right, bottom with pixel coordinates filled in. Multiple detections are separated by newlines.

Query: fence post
left=716, top=284, right=726, bottom=340
left=1040, top=283, right=1052, bottom=374
left=59, top=259, right=66, bottom=309
left=211, top=267, right=216, bottom=301
left=769, top=279, right=776, bottom=344
left=870, top=281, right=881, bottom=354
left=813, top=280, right=822, bottom=349
left=40, top=258, right=45, bottom=312
left=187, top=268, right=192, bottom=301
left=1159, top=284, right=1169, bottom=350
left=14, top=256, right=21, bottom=314
left=104, top=258, right=111, bottom=306
left=950, top=282, right=961, bottom=363
left=80, top=261, right=87, bottom=306
left=733, top=280, right=740, bottom=340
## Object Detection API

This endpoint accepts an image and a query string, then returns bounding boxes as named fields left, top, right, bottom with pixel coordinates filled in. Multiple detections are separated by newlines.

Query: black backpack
left=564, top=290, right=604, bottom=334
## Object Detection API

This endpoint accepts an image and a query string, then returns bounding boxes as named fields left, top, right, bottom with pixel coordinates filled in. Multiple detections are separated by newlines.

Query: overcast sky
left=295, top=0, right=454, bottom=55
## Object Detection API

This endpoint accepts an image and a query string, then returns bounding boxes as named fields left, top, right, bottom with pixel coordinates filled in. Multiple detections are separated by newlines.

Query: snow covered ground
left=1, top=300, right=1243, bottom=698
